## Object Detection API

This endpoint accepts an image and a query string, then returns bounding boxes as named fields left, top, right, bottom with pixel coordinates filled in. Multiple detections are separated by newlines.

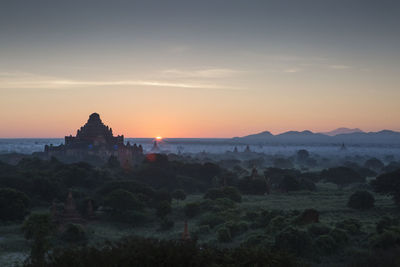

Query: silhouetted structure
left=151, top=140, right=160, bottom=152
left=182, top=221, right=191, bottom=241
left=60, top=192, right=85, bottom=225
left=45, top=113, right=143, bottom=166
left=250, top=166, right=258, bottom=179
left=340, top=143, right=347, bottom=151
left=244, top=145, right=251, bottom=153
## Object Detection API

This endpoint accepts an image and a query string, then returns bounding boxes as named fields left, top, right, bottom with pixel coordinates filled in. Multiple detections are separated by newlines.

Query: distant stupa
left=182, top=221, right=191, bottom=241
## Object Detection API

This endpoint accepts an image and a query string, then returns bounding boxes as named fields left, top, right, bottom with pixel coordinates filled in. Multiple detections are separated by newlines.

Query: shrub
left=294, top=209, right=319, bottom=225
left=172, top=189, right=186, bottom=202
left=369, top=230, right=400, bottom=249
left=104, top=189, right=144, bottom=213
left=225, top=221, right=248, bottom=236
left=61, top=224, right=87, bottom=244
left=336, top=219, right=362, bottom=235
left=371, top=169, right=400, bottom=206
left=329, top=228, right=349, bottom=244
left=275, top=227, right=312, bottom=256
left=308, top=223, right=331, bottom=237
left=184, top=202, right=201, bottom=218
left=196, top=225, right=211, bottom=235
left=278, top=176, right=300, bottom=192
left=376, top=216, right=399, bottom=234
left=202, top=198, right=236, bottom=212
left=156, top=201, right=172, bottom=219
left=158, top=218, right=174, bottom=231
left=315, top=234, right=338, bottom=255
left=0, top=187, right=30, bottom=221
left=321, top=167, right=366, bottom=188
left=217, top=227, right=232, bottom=242
left=347, top=191, right=375, bottom=210
left=269, top=216, right=287, bottom=232
left=199, top=213, right=224, bottom=228
left=22, top=213, right=54, bottom=266
left=364, top=158, right=384, bottom=172
left=204, top=187, right=242, bottom=203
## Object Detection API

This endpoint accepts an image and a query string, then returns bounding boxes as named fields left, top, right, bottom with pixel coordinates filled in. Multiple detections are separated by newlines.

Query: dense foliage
left=0, top=187, right=30, bottom=221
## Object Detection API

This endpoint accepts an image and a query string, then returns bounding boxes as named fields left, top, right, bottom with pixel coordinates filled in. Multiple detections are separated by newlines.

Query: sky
left=0, top=0, right=399, bottom=138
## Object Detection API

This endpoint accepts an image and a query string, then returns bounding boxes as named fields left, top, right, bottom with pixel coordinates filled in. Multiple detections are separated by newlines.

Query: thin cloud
left=0, top=71, right=238, bottom=90
left=283, top=68, right=302, bottom=73
left=330, top=65, right=352, bottom=70
left=162, top=68, right=241, bottom=78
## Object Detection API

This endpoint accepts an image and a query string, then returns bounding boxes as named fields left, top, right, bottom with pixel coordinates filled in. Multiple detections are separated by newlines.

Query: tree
left=172, top=189, right=186, bottom=203
left=184, top=202, right=201, bottom=218
left=296, top=149, right=309, bottom=164
left=22, top=213, right=54, bottom=266
left=364, top=158, right=384, bottom=172
left=61, top=223, right=87, bottom=244
left=203, top=187, right=241, bottom=203
left=273, top=158, right=294, bottom=169
left=371, top=169, right=400, bottom=206
left=321, top=167, right=365, bottom=188
left=156, top=201, right=172, bottom=219
left=0, top=187, right=30, bottom=221
left=347, top=191, right=375, bottom=210
left=104, top=189, right=144, bottom=213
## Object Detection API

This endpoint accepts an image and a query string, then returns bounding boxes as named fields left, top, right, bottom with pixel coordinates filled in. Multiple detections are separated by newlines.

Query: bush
left=196, top=225, right=211, bottom=235
left=204, top=187, right=242, bottom=203
left=156, top=201, right=172, bottom=219
left=308, top=223, right=331, bottom=237
left=217, top=227, right=232, bottom=242
left=0, top=187, right=30, bottom=221
left=237, top=177, right=268, bottom=195
left=199, top=213, right=225, bottom=228
left=336, top=219, right=362, bottom=235
left=201, top=198, right=236, bottom=212
left=22, top=213, right=54, bottom=266
left=294, top=209, right=319, bottom=225
left=370, top=230, right=400, bottom=249
left=347, top=191, right=375, bottom=210
left=225, top=221, right=248, bottom=237
left=371, top=169, right=400, bottom=206
left=329, top=228, right=349, bottom=244
left=376, top=217, right=399, bottom=234
left=33, top=236, right=301, bottom=267
left=322, top=167, right=366, bottom=188
left=269, top=216, right=287, bottom=232
left=172, top=189, right=186, bottom=202
left=104, top=189, right=144, bottom=213
left=275, top=227, right=312, bottom=256
left=364, top=158, right=384, bottom=172
left=315, top=234, right=338, bottom=254
left=61, top=224, right=87, bottom=244
left=158, top=218, right=174, bottom=231
left=278, top=176, right=301, bottom=192
left=184, top=202, right=201, bottom=218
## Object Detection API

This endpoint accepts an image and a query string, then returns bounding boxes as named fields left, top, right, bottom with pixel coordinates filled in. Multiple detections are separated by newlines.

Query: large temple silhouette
left=45, top=113, right=143, bottom=166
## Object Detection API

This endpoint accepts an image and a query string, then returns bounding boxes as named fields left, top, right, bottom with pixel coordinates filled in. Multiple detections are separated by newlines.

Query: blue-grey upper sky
left=1, top=0, right=399, bottom=137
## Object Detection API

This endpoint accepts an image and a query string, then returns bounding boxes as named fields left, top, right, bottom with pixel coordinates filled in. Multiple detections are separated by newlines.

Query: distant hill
left=322, top=127, right=363, bottom=136
left=234, top=129, right=400, bottom=145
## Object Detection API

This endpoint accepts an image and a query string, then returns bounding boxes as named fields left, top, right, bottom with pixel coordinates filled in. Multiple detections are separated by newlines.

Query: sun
left=155, top=136, right=162, bottom=140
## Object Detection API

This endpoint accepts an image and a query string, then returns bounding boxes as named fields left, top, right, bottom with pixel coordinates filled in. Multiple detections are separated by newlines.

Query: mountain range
left=233, top=128, right=400, bottom=145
